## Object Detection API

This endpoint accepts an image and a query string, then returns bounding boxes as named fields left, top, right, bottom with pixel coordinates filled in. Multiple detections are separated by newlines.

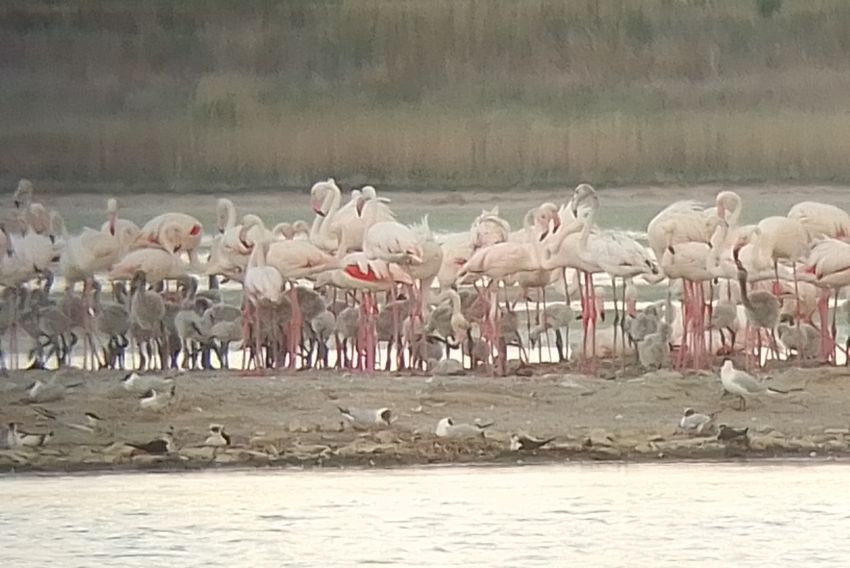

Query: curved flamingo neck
left=225, top=201, right=237, bottom=230
left=313, top=185, right=342, bottom=250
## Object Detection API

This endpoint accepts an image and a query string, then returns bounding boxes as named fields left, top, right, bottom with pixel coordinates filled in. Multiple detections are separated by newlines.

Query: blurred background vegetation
left=2, top=0, right=850, bottom=191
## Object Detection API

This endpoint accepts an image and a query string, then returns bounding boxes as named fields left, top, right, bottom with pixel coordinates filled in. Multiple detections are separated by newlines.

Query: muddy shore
left=2, top=362, right=850, bottom=474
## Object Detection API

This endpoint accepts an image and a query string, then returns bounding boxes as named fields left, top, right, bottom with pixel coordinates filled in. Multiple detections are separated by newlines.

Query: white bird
left=7, top=422, right=53, bottom=448
left=121, top=372, right=174, bottom=395
left=678, top=408, right=715, bottom=434
left=139, top=384, right=176, bottom=411
left=719, top=359, right=790, bottom=410
left=363, top=221, right=424, bottom=265
left=788, top=201, right=850, bottom=241
left=204, top=424, right=231, bottom=447
left=25, top=377, right=82, bottom=403
left=435, top=417, right=493, bottom=439
left=337, top=406, right=392, bottom=430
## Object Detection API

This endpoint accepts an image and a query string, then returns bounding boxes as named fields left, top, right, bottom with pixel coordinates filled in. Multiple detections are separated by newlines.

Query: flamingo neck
left=225, top=201, right=237, bottom=231
left=316, top=185, right=342, bottom=250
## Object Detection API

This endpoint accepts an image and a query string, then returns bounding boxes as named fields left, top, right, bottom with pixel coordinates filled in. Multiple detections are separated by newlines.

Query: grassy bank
left=2, top=1, right=850, bottom=190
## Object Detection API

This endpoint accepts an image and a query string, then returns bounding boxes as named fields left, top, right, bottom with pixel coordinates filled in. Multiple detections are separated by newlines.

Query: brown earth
left=2, top=360, right=850, bottom=474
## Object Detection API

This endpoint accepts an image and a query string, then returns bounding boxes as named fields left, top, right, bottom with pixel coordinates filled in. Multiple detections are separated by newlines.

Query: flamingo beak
left=311, top=198, right=325, bottom=216
left=717, top=203, right=726, bottom=221
left=108, top=213, right=117, bottom=236
left=355, top=197, right=366, bottom=217
left=551, top=214, right=561, bottom=233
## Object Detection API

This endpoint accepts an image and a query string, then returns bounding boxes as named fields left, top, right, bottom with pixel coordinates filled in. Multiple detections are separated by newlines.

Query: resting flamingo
left=100, top=198, right=140, bottom=237
left=788, top=201, right=850, bottom=241
left=135, top=212, right=203, bottom=268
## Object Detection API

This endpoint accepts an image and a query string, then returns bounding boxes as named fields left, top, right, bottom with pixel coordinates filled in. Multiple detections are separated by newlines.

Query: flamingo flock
left=3, top=177, right=850, bottom=376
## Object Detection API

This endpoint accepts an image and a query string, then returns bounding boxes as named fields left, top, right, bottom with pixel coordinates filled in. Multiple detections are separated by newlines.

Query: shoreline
left=3, top=363, right=850, bottom=476
left=3, top=445, right=850, bottom=477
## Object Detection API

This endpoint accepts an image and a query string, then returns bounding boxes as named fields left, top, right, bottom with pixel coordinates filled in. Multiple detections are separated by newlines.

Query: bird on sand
left=204, top=424, right=231, bottom=447
left=337, top=406, right=393, bottom=430
left=435, top=417, right=494, bottom=439
left=139, top=384, right=176, bottom=411
left=509, top=433, right=555, bottom=451
left=127, top=428, right=175, bottom=455
left=7, top=422, right=53, bottom=448
left=719, top=359, right=794, bottom=410
left=716, top=424, right=750, bottom=445
left=678, top=408, right=715, bottom=434
left=121, top=371, right=174, bottom=395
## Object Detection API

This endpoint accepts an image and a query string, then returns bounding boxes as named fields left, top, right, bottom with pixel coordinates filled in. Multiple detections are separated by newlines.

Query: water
left=3, top=464, right=850, bottom=567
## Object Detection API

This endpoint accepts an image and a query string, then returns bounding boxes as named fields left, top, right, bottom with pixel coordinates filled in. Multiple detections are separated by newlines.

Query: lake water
left=2, top=463, right=849, bottom=567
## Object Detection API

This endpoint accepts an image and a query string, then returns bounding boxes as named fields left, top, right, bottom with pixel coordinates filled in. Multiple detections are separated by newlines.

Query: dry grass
left=2, top=0, right=850, bottom=189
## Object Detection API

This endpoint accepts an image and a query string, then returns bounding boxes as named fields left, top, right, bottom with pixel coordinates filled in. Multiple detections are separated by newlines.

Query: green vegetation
left=2, top=0, right=850, bottom=191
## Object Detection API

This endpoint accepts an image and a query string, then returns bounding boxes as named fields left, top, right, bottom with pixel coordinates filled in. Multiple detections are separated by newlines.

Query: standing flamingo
left=243, top=239, right=284, bottom=369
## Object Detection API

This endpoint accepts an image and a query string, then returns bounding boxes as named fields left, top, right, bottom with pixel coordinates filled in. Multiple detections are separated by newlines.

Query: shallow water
left=3, top=463, right=850, bottom=567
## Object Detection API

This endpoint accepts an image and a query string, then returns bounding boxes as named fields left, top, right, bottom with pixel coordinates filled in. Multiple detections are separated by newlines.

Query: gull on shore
left=678, top=408, right=715, bottom=434
left=122, top=372, right=175, bottom=395
left=720, top=359, right=791, bottom=410
left=24, top=377, right=82, bottom=404
left=7, top=422, right=53, bottom=448
left=717, top=424, right=750, bottom=444
left=127, top=428, right=175, bottom=455
left=510, top=433, right=555, bottom=451
left=204, top=424, right=231, bottom=447
left=32, top=407, right=107, bottom=434
left=435, top=417, right=493, bottom=439
left=139, top=384, right=176, bottom=411
left=337, top=406, right=393, bottom=430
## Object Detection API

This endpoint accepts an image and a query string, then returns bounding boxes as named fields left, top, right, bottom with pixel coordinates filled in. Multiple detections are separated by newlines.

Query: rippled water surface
left=3, top=464, right=850, bottom=567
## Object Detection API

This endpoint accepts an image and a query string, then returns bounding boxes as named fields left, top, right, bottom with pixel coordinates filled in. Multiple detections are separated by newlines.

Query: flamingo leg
left=612, top=278, right=619, bottom=359
left=588, top=273, right=597, bottom=372
left=562, top=269, right=572, bottom=363
left=831, top=288, right=840, bottom=364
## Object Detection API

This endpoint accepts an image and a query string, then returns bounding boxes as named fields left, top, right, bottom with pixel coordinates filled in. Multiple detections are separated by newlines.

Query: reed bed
left=2, top=0, right=850, bottom=189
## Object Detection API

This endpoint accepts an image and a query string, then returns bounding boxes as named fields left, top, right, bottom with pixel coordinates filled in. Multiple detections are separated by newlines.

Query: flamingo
left=647, top=197, right=719, bottom=265
left=456, top=205, right=561, bottom=372
left=801, top=237, right=850, bottom=362
left=333, top=252, right=414, bottom=370
left=436, top=206, right=510, bottom=290
left=108, top=248, right=191, bottom=285
left=661, top=242, right=714, bottom=368
left=264, top=239, right=340, bottom=368
left=788, top=201, right=850, bottom=240
left=310, top=180, right=395, bottom=256
left=734, top=250, right=781, bottom=368
left=567, top=184, right=659, bottom=365
left=59, top=209, right=137, bottom=290
left=135, top=212, right=203, bottom=268
left=752, top=215, right=810, bottom=296
left=243, top=239, right=284, bottom=369
left=100, top=198, right=140, bottom=237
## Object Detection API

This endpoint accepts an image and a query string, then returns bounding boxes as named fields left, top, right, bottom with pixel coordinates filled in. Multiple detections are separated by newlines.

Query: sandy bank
left=2, top=363, right=850, bottom=474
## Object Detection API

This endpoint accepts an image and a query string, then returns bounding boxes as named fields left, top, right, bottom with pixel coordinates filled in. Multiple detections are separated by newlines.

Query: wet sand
left=3, top=361, right=850, bottom=473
